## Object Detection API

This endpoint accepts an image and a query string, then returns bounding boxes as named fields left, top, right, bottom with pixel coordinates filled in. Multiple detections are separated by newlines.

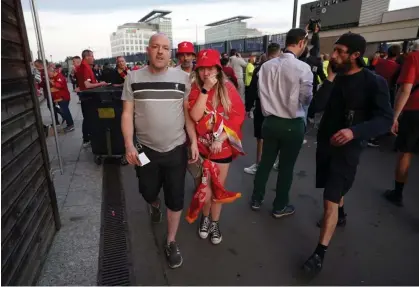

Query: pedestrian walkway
left=35, top=87, right=419, bottom=285
left=122, top=121, right=419, bottom=285
left=36, top=89, right=102, bottom=286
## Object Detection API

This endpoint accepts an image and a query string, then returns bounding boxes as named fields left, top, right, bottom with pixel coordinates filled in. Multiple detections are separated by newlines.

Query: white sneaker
left=273, top=160, right=279, bottom=171
left=244, top=163, right=258, bottom=175
left=303, top=139, right=307, bottom=144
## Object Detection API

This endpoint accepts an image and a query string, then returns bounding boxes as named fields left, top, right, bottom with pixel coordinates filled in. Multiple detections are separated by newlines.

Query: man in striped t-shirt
left=121, top=33, right=199, bottom=269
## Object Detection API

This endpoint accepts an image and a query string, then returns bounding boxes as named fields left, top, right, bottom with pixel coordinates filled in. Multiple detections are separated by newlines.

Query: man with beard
left=176, top=41, right=195, bottom=74
left=302, top=33, right=393, bottom=275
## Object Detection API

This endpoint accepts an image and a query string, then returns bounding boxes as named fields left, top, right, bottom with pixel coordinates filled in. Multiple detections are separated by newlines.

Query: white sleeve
left=299, top=65, right=313, bottom=106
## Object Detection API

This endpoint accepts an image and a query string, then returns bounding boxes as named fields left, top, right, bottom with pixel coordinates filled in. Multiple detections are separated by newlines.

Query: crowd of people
left=35, top=26, right=418, bottom=276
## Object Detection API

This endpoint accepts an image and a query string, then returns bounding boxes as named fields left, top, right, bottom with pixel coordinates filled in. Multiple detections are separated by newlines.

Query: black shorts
left=253, top=101, right=264, bottom=140
left=316, top=141, right=363, bottom=204
left=135, top=144, right=187, bottom=211
left=200, top=154, right=232, bottom=164
left=395, top=111, right=419, bottom=153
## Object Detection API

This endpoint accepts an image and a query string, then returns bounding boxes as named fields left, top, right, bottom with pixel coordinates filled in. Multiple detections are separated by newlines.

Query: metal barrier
left=100, top=33, right=287, bottom=63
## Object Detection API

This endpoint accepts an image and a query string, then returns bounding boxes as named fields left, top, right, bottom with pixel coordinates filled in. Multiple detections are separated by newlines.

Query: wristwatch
left=201, top=88, right=208, bottom=94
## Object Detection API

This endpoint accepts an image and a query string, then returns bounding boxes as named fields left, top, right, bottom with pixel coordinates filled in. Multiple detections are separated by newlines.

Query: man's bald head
left=149, top=33, right=170, bottom=47
left=147, top=33, right=171, bottom=72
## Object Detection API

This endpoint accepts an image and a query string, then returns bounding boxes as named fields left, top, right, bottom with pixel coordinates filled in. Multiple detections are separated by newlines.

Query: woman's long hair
left=191, top=67, right=232, bottom=114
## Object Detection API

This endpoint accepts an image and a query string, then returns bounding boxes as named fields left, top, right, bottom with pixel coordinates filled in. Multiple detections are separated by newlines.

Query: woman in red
left=188, top=49, right=245, bottom=245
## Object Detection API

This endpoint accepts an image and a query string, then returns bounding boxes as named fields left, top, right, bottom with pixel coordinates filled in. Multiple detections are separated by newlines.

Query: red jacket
left=50, top=72, right=70, bottom=102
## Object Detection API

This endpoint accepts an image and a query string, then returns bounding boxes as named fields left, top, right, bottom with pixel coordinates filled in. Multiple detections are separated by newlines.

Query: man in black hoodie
left=302, top=33, right=393, bottom=275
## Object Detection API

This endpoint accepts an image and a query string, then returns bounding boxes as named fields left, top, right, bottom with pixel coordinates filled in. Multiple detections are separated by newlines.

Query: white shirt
left=258, top=53, right=313, bottom=119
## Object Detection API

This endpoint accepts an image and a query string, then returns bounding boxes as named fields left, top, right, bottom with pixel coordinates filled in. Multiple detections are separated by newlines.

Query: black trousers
left=81, top=100, right=90, bottom=142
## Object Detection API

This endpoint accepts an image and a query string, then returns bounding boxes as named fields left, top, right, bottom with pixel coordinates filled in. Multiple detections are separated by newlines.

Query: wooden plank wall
left=1, top=0, right=61, bottom=285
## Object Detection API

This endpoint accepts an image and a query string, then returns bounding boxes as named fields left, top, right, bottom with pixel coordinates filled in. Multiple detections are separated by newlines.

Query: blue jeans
left=57, top=100, right=74, bottom=127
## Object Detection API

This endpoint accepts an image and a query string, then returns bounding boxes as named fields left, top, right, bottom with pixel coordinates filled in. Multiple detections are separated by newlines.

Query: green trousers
left=252, top=116, right=305, bottom=210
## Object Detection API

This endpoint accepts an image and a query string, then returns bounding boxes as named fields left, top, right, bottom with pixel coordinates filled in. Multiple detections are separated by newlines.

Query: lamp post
left=292, top=0, right=298, bottom=28
left=186, top=19, right=198, bottom=45
left=50, top=54, right=52, bottom=63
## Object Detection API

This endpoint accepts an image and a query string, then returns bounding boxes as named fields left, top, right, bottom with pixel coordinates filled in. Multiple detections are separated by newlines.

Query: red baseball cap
left=195, top=49, right=221, bottom=69
left=177, top=41, right=195, bottom=56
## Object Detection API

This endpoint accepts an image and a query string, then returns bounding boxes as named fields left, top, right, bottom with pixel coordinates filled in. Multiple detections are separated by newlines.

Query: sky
left=22, top=0, right=418, bottom=62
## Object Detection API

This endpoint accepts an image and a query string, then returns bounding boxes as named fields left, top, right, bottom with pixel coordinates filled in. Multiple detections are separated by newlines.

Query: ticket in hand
left=138, top=152, right=150, bottom=166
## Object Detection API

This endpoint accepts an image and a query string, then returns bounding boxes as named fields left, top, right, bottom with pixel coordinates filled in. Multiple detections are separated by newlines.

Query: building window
left=135, top=46, right=138, bottom=50
left=130, top=40, right=133, bottom=44
left=135, top=40, right=138, bottom=44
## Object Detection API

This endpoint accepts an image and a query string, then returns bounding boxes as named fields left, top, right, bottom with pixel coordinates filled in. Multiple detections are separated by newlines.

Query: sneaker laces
left=200, top=216, right=211, bottom=232
left=209, top=222, right=221, bottom=238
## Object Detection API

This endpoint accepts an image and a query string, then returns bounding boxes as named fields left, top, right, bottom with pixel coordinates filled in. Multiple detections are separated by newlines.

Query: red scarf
left=118, top=67, right=129, bottom=79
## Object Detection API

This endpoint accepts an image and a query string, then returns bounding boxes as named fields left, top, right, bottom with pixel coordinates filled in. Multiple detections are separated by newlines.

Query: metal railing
left=96, top=33, right=287, bottom=65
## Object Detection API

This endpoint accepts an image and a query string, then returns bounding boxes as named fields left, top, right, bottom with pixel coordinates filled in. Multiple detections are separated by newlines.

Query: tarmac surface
left=120, top=119, right=419, bottom=286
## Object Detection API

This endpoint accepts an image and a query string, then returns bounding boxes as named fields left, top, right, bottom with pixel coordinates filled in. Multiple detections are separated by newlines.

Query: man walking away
left=244, top=56, right=255, bottom=116
left=384, top=40, right=419, bottom=206
left=250, top=28, right=313, bottom=218
left=229, top=49, right=247, bottom=100
left=244, top=43, right=281, bottom=175
left=121, top=33, right=199, bottom=269
left=303, top=33, right=393, bottom=275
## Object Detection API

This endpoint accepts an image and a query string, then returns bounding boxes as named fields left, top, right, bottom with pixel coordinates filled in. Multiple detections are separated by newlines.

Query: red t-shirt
left=374, top=58, right=400, bottom=87
left=76, top=60, right=97, bottom=91
left=397, top=51, right=419, bottom=111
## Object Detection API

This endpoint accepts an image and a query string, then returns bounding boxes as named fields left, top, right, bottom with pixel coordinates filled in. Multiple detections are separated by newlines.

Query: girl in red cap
left=186, top=49, right=245, bottom=245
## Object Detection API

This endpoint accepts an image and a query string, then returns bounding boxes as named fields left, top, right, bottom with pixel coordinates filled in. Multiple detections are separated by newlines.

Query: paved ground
left=34, top=87, right=419, bottom=285
left=122, top=119, right=419, bottom=286
left=36, top=90, right=102, bottom=286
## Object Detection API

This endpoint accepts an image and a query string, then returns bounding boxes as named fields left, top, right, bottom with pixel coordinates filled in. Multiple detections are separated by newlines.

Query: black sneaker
left=149, top=200, right=162, bottom=223
left=198, top=216, right=211, bottom=239
left=209, top=222, right=222, bottom=245
left=316, top=214, right=347, bottom=228
left=164, top=241, right=183, bottom=269
left=302, top=253, right=323, bottom=275
left=272, top=205, right=295, bottom=218
left=250, top=199, right=263, bottom=211
left=384, top=189, right=403, bottom=207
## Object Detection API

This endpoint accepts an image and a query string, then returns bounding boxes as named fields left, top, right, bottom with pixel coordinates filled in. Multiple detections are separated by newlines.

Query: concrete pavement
left=36, top=89, right=102, bottom=286
left=122, top=119, right=419, bottom=286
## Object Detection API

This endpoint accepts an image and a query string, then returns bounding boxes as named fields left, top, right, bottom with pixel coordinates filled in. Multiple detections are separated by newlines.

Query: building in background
left=110, top=23, right=157, bottom=57
left=299, top=0, right=418, bottom=55
left=138, top=10, right=173, bottom=45
left=205, top=16, right=263, bottom=43
left=299, top=0, right=391, bottom=30
left=110, top=10, right=173, bottom=57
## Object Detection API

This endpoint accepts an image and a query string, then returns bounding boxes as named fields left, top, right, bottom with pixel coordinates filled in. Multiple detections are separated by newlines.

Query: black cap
left=335, top=32, right=366, bottom=67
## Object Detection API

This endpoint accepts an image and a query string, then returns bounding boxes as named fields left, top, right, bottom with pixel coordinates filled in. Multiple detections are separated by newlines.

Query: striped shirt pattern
left=122, top=67, right=190, bottom=152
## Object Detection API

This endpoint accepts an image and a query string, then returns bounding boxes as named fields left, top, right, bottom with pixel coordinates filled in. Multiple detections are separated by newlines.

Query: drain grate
left=98, top=160, right=131, bottom=286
